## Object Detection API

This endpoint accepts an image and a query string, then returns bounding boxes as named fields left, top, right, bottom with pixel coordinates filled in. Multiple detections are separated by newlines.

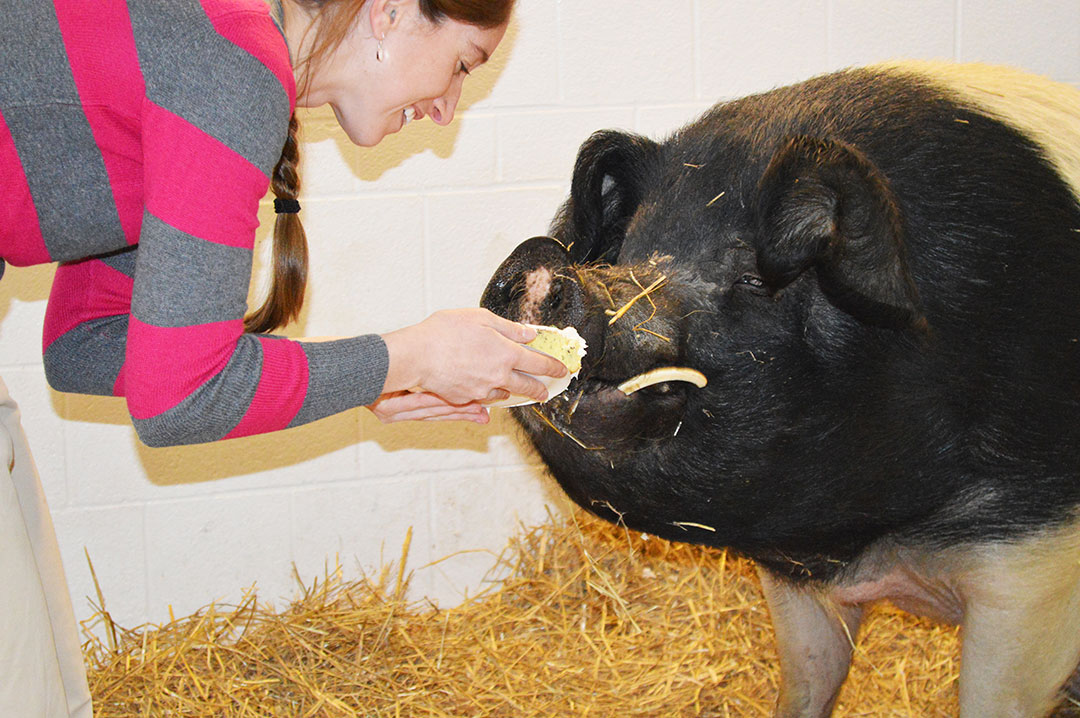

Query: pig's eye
left=734, top=273, right=767, bottom=294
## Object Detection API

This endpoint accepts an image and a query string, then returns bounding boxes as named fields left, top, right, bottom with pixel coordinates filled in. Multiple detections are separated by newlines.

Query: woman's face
left=301, top=0, right=507, bottom=147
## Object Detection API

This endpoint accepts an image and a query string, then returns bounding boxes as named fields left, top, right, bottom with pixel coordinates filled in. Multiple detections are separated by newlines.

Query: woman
left=1, top=0, right=563, bottom=715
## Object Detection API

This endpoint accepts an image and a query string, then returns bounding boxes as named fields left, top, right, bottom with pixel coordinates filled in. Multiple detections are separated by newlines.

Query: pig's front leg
left=758, top=567, right=864, bottom=718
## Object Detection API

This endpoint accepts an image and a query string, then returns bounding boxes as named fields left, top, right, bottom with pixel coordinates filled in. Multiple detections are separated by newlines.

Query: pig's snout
left=481, top=236, right=586, bottom=330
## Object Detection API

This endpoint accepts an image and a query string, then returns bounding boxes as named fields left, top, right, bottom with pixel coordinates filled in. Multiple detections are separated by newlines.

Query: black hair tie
left=274, top=198, right=301, bottom=214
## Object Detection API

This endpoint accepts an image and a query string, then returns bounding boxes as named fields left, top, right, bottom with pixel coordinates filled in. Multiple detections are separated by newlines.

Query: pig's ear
left=754, top=136, right=928, bottom=332
left=558, top=130, right=659, bottom=265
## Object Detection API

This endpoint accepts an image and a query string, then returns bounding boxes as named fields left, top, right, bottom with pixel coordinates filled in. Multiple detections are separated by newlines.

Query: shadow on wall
left=54, top=393, right=510, bottom=487
left=298, top=17, right=517, bottom=183
left=57, top=393, right=361, bottom=485
left=0, top=262, right=53, bottom=312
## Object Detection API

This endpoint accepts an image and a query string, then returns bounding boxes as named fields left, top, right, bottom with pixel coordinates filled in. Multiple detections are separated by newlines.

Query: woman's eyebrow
left=470, top=41, right=491, bottom=65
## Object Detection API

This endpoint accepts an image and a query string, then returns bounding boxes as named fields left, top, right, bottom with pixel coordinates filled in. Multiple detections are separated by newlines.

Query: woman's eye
left=459, top=62, right=471, bottom=76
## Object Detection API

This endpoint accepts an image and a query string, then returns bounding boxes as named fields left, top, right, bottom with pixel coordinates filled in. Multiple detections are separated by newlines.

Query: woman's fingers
left=421, top=410, right=491, bottom=423
left=504, top=370, right=549, bottom=403
left=485, top=311, right=537, bottom=343
left=485, top=388, right=512, bottom=403
left=369, top=391, right=489, bottom=424
left=516, top=344, right=568, bottom=379
left=487, top=312, right=570, bottom=379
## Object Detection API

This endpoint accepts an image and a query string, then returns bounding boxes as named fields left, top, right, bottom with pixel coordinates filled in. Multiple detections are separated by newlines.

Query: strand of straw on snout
left=574, top=267, right=617, bottom=310
left=577, top=266, right=671, bottom=339
left=627, top=271, right=673, bottom=343
left=606, top=273, right=668, bottom=327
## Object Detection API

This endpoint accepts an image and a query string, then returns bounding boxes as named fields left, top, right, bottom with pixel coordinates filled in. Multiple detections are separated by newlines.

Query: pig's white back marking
left=520, top=267, right=554, bottom=324
left=876, top=60, right=1080, bottom=207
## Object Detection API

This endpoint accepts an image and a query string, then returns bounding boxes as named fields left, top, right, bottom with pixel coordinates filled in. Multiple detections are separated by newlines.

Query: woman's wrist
left=379, top=327, right=422, bottom=394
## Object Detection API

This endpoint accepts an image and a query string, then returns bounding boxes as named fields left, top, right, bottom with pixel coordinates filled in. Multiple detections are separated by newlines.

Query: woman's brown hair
left=245, top=0, right=515, bottom=333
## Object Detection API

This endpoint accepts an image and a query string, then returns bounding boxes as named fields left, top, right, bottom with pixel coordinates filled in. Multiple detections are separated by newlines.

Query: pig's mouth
left=518, top=364, right=708, bottom=451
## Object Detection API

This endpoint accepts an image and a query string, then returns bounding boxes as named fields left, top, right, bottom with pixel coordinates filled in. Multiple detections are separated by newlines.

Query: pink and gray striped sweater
left=1, top=0, right=388, bottom=446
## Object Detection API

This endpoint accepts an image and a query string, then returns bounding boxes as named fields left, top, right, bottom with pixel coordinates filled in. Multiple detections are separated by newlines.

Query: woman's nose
left=428, top=78, right=464, bottom=126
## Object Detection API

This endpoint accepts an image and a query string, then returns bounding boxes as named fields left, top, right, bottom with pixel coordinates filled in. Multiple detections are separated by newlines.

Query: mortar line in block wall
left=355, top=419, right=376, bottom=477
left=824, top=0, right=834, bottom=69
left=312, top=181, right=568, bottom=201
left=454, top=105, right=646, bottom=117
left=953, top=0, right=963, bottom=60
left=287, top=487, right=297, bottom=579
left=491, top=110, right=501, bottom=184
left=691, top=0, right=701, bottom=101
left=64, top=471, right=490, bottom=513
left=55, top=392, right=72, bottom=509
left=380, top=183, right=567, bottom=198
left=140, top=500, right=151, bottom=624
left=0, top=363, right=63, bottom=373
left=125, top=486, right=305, bottom=511
left=424, top=473, right=437, bottom=600
left=302, top=191, right=425, bottom=203
left=555, top=0, right=565, bottom=105
left=494, top=115, right=503, bottom=183
left=422, top=195, right=433, bottom=316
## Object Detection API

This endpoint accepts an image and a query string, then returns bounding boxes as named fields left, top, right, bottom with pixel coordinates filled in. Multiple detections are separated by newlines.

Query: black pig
left=481, top=61, right=1080, bottom=717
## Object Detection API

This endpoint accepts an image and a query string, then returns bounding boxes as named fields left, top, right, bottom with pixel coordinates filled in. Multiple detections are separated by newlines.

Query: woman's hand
left=379, top=308, right=567, bottom=406
left=368, top=390, right=507, bottom=424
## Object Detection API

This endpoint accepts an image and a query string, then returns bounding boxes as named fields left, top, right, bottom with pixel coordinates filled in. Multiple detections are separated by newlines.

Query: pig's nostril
left=504, top=277, right=528, bottom=306
left=481, top=273, right=530, bottom=318
left=542, top=282, right=565, bottom=314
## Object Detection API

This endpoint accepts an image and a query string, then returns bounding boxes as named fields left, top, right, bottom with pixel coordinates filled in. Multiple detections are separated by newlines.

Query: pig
left=481, top=61, right=1080, bottom=718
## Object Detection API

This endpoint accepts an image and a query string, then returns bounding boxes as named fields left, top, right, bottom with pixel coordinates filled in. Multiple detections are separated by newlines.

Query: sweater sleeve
left=43, top=6, right=389, bottom=447
left=42, top=248, right=136, bottom=397
left=42, top=237, right=389, bottom=444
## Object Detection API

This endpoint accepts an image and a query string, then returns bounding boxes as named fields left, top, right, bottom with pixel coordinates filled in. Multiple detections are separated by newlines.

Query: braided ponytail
left=245, top=113, right=308, bottom=334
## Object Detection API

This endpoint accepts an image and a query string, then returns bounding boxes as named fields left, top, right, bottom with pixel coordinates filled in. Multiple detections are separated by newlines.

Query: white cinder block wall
left=1, top=0, right=1077, bottom=631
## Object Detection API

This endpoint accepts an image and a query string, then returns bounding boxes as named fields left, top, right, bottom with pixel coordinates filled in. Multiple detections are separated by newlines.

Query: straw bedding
left=83, top=510, right=962, bottom=717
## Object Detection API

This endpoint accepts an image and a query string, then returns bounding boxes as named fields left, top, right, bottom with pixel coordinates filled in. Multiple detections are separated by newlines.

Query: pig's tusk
left=617, top=367, right=708, bottom=395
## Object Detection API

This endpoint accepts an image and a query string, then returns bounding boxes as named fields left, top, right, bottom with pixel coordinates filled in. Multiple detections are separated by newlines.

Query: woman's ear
left=368, top=0, right=401, bottom=40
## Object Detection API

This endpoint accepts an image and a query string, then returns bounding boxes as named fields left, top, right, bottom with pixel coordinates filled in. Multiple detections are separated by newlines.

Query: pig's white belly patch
left=827, top=513, right=1080, bottom=629
left=829, top=564, right=964, bottom=625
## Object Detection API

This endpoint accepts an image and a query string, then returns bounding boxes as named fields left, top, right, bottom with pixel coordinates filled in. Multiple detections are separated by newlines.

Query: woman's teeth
left=403, top=107, right=416, bottom=124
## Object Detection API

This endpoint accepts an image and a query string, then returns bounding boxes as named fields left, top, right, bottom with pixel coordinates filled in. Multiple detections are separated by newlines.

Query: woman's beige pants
left=1, top=379, right=93, bottom=717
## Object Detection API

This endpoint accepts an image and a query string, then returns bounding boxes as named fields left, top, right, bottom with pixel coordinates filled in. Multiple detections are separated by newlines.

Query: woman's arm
left=42, top=248, right=136, bottom=397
